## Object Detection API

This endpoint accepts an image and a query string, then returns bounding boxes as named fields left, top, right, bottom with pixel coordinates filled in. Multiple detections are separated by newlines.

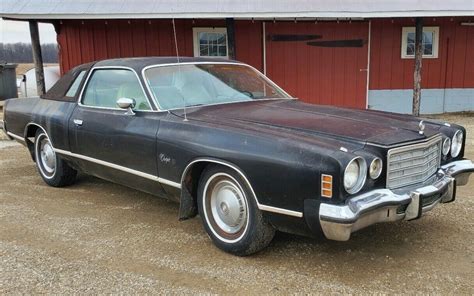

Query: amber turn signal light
left=321, top=174, right=333, bottom=198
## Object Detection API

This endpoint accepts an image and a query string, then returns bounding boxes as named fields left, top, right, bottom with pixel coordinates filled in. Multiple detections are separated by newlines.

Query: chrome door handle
left=73, top=119, right=83, bottom=126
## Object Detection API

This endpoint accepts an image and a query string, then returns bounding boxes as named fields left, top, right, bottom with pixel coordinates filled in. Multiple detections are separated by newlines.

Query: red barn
left=1, top=0, right=473, bottom=114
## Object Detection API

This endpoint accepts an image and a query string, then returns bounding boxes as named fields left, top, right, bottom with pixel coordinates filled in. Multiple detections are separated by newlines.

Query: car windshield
left=143, top=63, right=290, bottom=110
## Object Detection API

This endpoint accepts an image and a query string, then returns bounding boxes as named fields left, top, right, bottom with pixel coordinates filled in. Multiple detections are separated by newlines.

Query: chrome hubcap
left=209, top=179, right=247, bottom=235
left=40, top=138, right=56, bottom=174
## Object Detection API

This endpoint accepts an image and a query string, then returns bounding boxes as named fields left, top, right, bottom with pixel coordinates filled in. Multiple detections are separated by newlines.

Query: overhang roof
left=1, top=0, right=473, bottom=20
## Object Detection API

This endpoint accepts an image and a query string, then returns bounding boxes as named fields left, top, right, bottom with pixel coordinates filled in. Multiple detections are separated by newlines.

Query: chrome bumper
left=319, top=159, right=474, bottom=241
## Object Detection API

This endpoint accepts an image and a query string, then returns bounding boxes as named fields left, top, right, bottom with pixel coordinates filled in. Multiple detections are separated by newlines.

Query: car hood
left=185, top=99, right=441, bottom=147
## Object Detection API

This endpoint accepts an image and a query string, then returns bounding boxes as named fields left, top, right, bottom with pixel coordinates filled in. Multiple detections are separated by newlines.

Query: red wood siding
left=57, top=19, right=263, bottom=74
left=55, top=17, right=473, bottom=109
left=370, top=17, right=474, bottom=90
left=265, top=21, right=369, bottom=108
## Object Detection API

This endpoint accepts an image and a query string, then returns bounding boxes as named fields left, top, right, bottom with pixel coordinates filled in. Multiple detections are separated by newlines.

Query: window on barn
left=193, top=27, right=228, bottom=58
left=401, top=27, right=439, bottom=59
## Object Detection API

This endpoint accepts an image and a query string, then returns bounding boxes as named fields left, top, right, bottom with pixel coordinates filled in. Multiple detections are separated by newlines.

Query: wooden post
left=29, top=21, right=46, bottom=96
left=226, top=18, right=236, bottom=60
left=412, top=17, right=423, bottom=116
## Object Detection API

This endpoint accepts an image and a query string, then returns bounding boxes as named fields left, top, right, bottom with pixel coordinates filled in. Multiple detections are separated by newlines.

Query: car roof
left=42, top=57, right=245, bottom=103
left=94, top=56, right=243, bottom=70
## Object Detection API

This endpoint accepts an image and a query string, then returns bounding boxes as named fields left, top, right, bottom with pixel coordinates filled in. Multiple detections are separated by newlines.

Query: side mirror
left=116, top=97, right=136, bottom=115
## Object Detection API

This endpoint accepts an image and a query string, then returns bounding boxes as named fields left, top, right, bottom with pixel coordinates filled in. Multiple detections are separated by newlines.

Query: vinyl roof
left=1, top=0, right=473, bottom=20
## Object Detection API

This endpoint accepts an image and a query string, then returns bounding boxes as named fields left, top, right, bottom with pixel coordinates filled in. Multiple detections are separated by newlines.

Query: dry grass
left=14, top=63, right=59, bottom=76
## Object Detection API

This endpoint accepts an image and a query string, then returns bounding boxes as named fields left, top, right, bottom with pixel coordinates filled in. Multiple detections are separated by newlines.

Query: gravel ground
left=0, top=112, right=473, bottom=294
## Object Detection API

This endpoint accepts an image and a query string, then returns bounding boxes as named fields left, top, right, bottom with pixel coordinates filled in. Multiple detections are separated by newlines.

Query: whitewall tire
left=197, top=165, right=275, bottom=256
left=34, top=130, right=77, bottom=187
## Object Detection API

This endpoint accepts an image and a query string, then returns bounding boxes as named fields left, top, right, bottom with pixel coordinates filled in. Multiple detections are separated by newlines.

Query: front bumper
left=319, top=159, right=474, bottom=241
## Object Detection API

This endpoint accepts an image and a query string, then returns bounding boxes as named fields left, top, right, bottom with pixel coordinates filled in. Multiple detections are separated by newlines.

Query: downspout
left=262, top=21, right=267, bottom=75
left=365, top=20, right=371, bottom=109
left=442, top=37, right=450, bottom=113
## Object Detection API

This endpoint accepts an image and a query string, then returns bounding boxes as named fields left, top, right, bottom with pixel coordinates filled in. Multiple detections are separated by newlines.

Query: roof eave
left=2, top=11, right=474, bottom=20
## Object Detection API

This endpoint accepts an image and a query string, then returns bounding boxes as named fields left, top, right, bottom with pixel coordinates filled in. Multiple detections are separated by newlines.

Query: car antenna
left=172, top=18, right=188, bottom=121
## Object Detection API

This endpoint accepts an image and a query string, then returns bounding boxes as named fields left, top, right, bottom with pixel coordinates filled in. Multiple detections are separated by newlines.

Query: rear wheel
left=197, top=165, right=275, bottom=256
left=34, top=130, right=77, bottom=187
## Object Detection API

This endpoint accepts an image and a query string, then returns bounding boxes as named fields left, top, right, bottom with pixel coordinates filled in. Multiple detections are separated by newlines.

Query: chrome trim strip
left=24, top=123, right=50, bottom=144
left=54, top=148, right=181, bottom=189
left=258, top=204, right=303, bottom=218
left=165, top=98, right=296, bottom=113
left=181, top=158, right=303, bottom=218
left=6, top=131, right=25, bottom=142
left=366, top=134, right=442, bottom=149
left=77, top=66, right=159, bottom=111
left=141, top=61, right=293, bottom=112
left=387, top=135, right=442, bottom=155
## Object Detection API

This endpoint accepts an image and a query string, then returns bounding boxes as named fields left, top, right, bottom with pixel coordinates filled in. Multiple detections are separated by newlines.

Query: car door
left=69, top=67, right=168, bottom=196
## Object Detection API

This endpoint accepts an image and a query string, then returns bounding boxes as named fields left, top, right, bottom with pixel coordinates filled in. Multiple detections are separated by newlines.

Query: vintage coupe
left=2, top=57, right=473, bottom=255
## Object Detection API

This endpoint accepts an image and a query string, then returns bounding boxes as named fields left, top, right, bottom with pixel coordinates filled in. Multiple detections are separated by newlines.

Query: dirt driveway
left=1, top=113, right=473, bottom=294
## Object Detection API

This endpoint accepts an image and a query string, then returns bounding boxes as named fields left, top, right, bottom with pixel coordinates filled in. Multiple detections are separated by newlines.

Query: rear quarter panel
left=4, top=97, right=76, bottom=150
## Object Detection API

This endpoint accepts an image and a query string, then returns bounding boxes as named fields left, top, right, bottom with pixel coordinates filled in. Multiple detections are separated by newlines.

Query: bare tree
left=0, top=42, right=58, bottom=63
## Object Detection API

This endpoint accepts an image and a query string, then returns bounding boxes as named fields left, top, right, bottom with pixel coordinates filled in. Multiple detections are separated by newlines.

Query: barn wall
left=264, top=21, right=369, bottom=109
left=368, top=17, right=474, bottom=113
left=56, top=19, right=263, bottom=74
left=56, top=17, right=474, bottom=113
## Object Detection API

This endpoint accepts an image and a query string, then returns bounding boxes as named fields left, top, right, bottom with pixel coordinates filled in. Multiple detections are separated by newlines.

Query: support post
left=226, top=18, right=236, bottom=60
left=29, top=21, right=46, bottom=96
left=412, top=17, right=423, bottom=116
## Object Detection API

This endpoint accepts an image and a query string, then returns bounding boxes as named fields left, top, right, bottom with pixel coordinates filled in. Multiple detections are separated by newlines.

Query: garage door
left=265, top=21, right=369, bottom=109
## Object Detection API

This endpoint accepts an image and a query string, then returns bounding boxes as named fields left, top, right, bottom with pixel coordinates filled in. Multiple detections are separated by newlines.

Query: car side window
left=82, top=69, right=151, bottom=110
left=65, top=70, right=86, bottom=97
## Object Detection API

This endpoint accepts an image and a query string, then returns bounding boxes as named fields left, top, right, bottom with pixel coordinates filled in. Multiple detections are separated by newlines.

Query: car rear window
left=65, top=70, right=86, bottom=97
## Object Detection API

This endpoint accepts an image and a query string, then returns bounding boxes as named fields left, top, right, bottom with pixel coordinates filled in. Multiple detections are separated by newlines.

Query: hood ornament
left=418, top=120, right=425, bottom=135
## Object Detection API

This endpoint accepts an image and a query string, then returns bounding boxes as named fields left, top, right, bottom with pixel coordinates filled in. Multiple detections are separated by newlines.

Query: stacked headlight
left=344, top=157, right=367, bottom=194
left=451, top=130, right=463, bottom=158
left=442, top=137, right=451, bottom=156
left=369, top=157, right=383, bottom=179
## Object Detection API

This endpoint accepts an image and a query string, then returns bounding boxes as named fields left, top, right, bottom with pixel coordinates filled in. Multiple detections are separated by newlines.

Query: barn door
left=265, top=21, right=369, bottom=109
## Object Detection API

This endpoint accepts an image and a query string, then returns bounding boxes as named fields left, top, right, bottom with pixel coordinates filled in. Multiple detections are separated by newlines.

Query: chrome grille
left=387, top=137, right=442, bottom=189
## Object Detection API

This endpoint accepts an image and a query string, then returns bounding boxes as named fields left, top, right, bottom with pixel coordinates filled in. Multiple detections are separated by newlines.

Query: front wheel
left=197, top=165, right=275, bottom=256
left=34, top=130, right=77, bottom=187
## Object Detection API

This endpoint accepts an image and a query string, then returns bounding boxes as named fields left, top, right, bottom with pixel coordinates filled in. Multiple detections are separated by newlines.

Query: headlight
left=369, top=157, right=383, bottom=179
left=442, top=137, right=451, bottom=156
left=344, top=157, right=367, bottom=194
left=451, top=130, right=463, bottom=157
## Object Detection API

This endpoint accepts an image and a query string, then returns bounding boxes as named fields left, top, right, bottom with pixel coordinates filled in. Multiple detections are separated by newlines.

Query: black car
left=2, top=57, right=473, bottom=255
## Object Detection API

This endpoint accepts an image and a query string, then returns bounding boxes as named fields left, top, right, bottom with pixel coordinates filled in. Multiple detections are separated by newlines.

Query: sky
left=0, top=19, right=57, bottom=44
